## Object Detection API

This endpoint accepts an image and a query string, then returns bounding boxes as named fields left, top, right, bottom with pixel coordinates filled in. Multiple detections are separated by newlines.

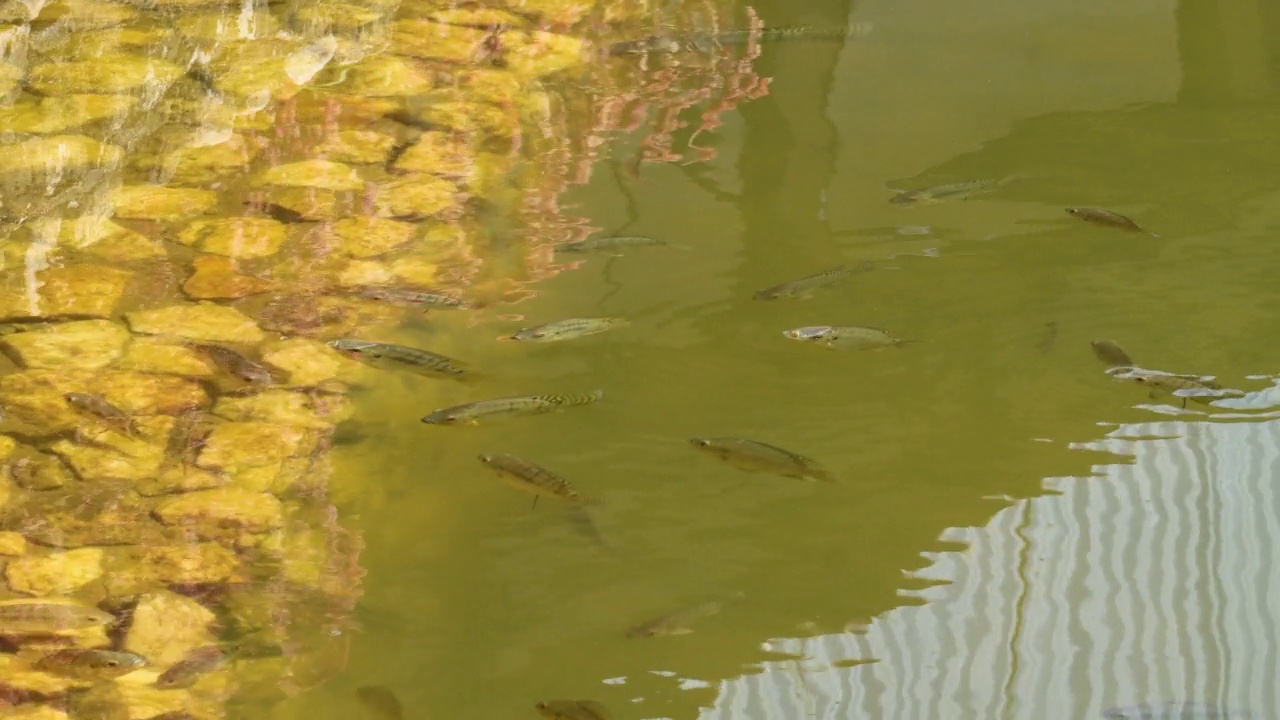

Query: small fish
left=690, top=437, right=833, bottom=481
left=63, top=392, right=140, bottom=437
left=535, top=700, right=612, bottom=720
left=244, top=200, right=307, bottom=224
left=421, top=390, right=603, bottom=425
left=754, top=264, right=864, bottom=300
left=0, top=599, right=114, bottom=634
left=627, top=595, right=741, bottom=638
left=889, top=177, right=1014, bottom=205
left=353, top=285, right=473, bottom=309
left=782, top=325, right=909, bottom=350
left=187, top=343, right=278, bottom=385
left=328, top=338, right=467, bottom=378
left=478, top=453, right=584, bottom=505
left=1091, top=339, right=1134, bottom=368
left=556, top=236, right=667, bottom=253
left=1115, top=369, right=1236, bottom=408
left=154, top=645, right=225, bottom=689
left=510, top=318, right=626, bottom=342
left=1066, top=207, right=1153, bottom=235
left=1037, top=321, right=1059, bottom=352
left=356, top=685, right=404, bottom=720
left=1103, top=703, right=1247, bottom=720
left=29, top=649, right=145, bottom=681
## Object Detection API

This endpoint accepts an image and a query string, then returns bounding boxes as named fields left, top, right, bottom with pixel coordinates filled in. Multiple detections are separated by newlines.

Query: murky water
left=0, top=0, right=1277, bottom=718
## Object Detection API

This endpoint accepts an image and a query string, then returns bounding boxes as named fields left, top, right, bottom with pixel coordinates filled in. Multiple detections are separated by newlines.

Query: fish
left=1102, top=703, right=1247, bottom=720
left=421, top=390, right=603, bottom=425
left=1091, top=339, right=1135, bottom=368
left=328, top=338, right=468, bottom=378
left=627, top=594, right=743, bottom=638
left=607, top=23, right=867, bottom=56
left=555, top=236, right=667, bottom=253
left=356, top=685, right=404, bottom=720
left=535, top=700, right=612, bottom=720
left=1114, top=368, right=1239, bottom=407
left=29, top=649, right=145, bottom=681
left=782, top=325, right=909, bottom=350
left=0, top=599, right=115, bottom=634
left=154, top=645, right=225, bottom=689
left=753, top=264, right=866, bottom=300
left=186, top=343, right=279, bottom=385
left=889, top=176, right=1017, bottom=205
left=352, top=285, right=473, bottom=309
left=244, top=200, right=307, bottom=224
left=690, top=437, right=834, bottom=481
left=478, top=453, right=584, bottom=506
left=63, top=392, right=140, bottom=438
left=510, top=318, right=626, bottom=342
left=1066, top=207, right=1153, bottom=234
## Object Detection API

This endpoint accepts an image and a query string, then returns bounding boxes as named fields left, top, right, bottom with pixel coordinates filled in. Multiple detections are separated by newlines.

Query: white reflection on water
left=700, top=414, right=1280, bottom=720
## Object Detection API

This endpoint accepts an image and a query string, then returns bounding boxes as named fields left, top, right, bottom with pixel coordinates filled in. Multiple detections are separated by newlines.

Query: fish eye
left=104, top=660, right=119, bottom=667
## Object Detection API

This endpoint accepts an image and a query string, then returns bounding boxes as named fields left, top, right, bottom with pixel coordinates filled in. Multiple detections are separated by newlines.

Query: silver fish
left=754, top=264, right=866, bottom=300
left=328, top=339, right=468, bottom=378
left=889, top=176, right=1018, bottom=205
left=690, top=437, right=833, bottom=481
left=510, top=318, right=626, bottom=342
left=782, top=325, right=909, bottom=349
left=556, top=236, right=667, bottom=253
left=421, top=390, right=604, bottom=425
left=353, top=285, right=473, bottom=309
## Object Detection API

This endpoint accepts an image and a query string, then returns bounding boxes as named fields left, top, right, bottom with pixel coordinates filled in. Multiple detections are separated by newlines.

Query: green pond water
left=2, top=0, right=1279, bottom=718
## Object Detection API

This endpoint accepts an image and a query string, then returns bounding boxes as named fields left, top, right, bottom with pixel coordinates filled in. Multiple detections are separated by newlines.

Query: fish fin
left=807, top=468, right=837, bottom=482
left=531, top=496, right=538, bottom=510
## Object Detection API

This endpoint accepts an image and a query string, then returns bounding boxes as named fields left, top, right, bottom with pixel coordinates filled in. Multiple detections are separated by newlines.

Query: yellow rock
left=54, top=216, right=165, bottom=262
left=331, top=217, right=416, bottom=258
left=255, top=159, right=364, bottom=192
left=9, top=450, right=75, bottom=490
left=198, top=421, right=308, bottom=472
left=5, top=704, right=71, bottom=720
left=213, top=390, right=336, bottom=430
left=146, top=132, right=259, bottom=185
left=32, top=25, right=171, bottom=60
left=390, top=256, right=440, bottom=286
left=125, top=591, right=216, bottom=667
left=0, top=654, right=90, bottom=697
left=499, top=0, right=594, bottom=24
left=133, top=543, right=240, bottom=585
left=429, top=7, right=528, bottom=26
left=27, top=55, right=186, bottom=95
left=111, top=184, right=218, bottom=222
left=0, top=135, right=122, bottom=178
left=126, top=303, right=266, bottom=344
left=0, top=530, right=25, bottom=555
left=0, top=94, right=137, bottom=134
left=261, top=337, right=345, bottom=386
left=0, top=62, right=20, bottom=96
left=0, top=265, right=132, bottom=321
left=177, top=9, right=280, bottom=43
left=390, top=19, right=490, bottom=61
left=419, top=99, right=515, bottom=137
left=375, top=174, right=460, bottom=218
left=155, top=488, right=285, bottom=533
left=49, top=418, right=170, bottom=481
left=504, top=29, right=586, bottom=77
left=136, top=464, right=227, bottom=496
left=182, top=255, right=277, bottom=300
left=295, top=1, right=385, bottom=30
left=315, top=129, right=398, bottom=164
left=0, top=368, right=94, bottom=430
left=177, top=217, right=289, bottom=259
left=291, top=91, right=400, bottom=126
left=338, top=259, right=395, bottom=287
left=6, top=547, right=104, bottom=596
left=116, top=339, right=216, bottom=377
left=95, top=370, right=209, bottom=415
left=390, top=130, right=475, bottom=176
left=331, top=55, right=435, bottom=97
left=0, top=319, right=128, bottom=370
left=0, top=435, right=15, bottom=461
left=39, top=0, right=139, bottom=30
left=258, top=186, right=350, bottom=221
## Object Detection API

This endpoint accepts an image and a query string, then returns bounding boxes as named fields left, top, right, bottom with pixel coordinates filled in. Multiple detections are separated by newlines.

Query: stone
left=331, top=217, right=416, bottom=258
left=110, top=185, right=218, bottom=222
left=330, top=55, right=434, bottom=97
left=135, top=465, right=227, bottom=496
left=375, top=174, right=460, bottom=218
left=182, top=255, right=276, bottom=300
left=155, top=488, right=284, bottom=534
left=115, top=339, right=215, bottom=378
left=338, top=259, right=395, bottom=287
left=177, top=217, right=289, bottom=259
left=390, top=131, right=475, bottom=176
left=39, top=0, right=139, bottom=30
left=390, top=256, right=440, bottom=286
left=0, top=530, right=27, bottom=555
left=4, top=702, right=69, bottom=719
left=0, top=319, right=128, bottom=370
left=0, top=655, right=89, bottom=697
left=0, top=135, right=121, bottom=177
left=55, top=216, right=166, bottom=262
left=49, top=418, right=170, bottom=482
left=261, top=338, right=344, bottom=386
left=390, top=19, right=490, bottom=61
left=498, top=0, right=594, bottom=25
left=413, top=99, right=514, bottom=138
left=129, top=543, right=240, bottom=586
left=145, top=132, right=258, bottom=186
left=0, top=265, right=131, bottom=321
left=0, top=94, right=138, bottom=134
left=504, top=29, right=585, bottom=77
left=6, top=547, right=104, bottom=595
left=177, top=9, right=279, bottom=43
left=212, top=391, right=336, bottom=430
left=429, top=7, right=527, bottom=26
left=197, top=421, right=309, bottom=472
left=255, top=159, right=364, bottom=192
left=125, top=591, right=216, bottom=667
left=314, top=129, right=398, bottom=164
left=27, top=55, right=185, bottom=95
left=9, top=450, right=76, bottom=490
left=295, top=1, right=384, bottom=30
left=95, top=371, right=209, bottom=415
left=126, top=304, right=265, bottom=344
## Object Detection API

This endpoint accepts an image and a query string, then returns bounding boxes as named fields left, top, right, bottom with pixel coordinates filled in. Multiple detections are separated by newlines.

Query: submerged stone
left=110, top=185, right=218, bottom=222
left=213, top=391, right=340, bottom=430
left=255, top=159, right=364, bottom=192
left=337, top=259, right=394, bottom=287
left=390, top=131, right=475, bottom=176
left=145, top=132, right=259, bottom=185
left=27, top=55, right=185, bottom=95
left=6, top=547, right=104, bottom=596
left=9, top=450, right=76, bottom=490
left=49, top=417, right=172, bottom=482
left=182, top=255, right=277, bottom=300
left=330, top=54, right=435, bottom=97
left=0, top=319, right=128, bottom=370
left=125, top=591, right=217, bottom=667
left=116, top=339, right=216, bottom=378
left=375, top=174, right=460, bottom=218
left=197, top=421, right=310, bottom=472
left=0, top=135, right=122, bottom=179
left=295, top=1, right=385, bottom=30
left=390, top=19, right=490, bottom=61
left=257, top=293, right=399, bottom=337
left=177, top=217, right=289, bottom=259
left=0, top=265, right=132, bottom=321
left=331, top=217, right=416, bottom=258
left=504, top=29, right=586, bottom=77
left=258, top=186, right=351, bottom=222
left=136, top=465, right=228, bottom=496
left=176, top=9, right=280, bottom=43
left=428, top=7, right=528, bottom=26
left=0, top=530, right=25, bottom=555
left=155, top=488, right=285, bottom=534
left=0, top=94, right=138, bottom=134
left=94, top=371, right=209, bottom=415
left=260, top=337, right=345, bottom=386
left=126, top=304, right=265, bottom=344
left=1, top=479, right=160, bottom=548
left=413, top=99, right=514, bottom=138
left=314, top=129, right=398, bottom=164
left=54, top=216, right=166, bottom=262
left=115, top=542, right=240, bottom=588
left=39, top=0, right=139, bottom=30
